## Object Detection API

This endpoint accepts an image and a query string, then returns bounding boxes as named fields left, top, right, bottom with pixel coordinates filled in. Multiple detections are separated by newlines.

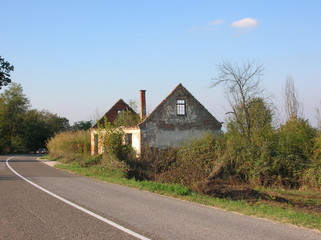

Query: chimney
left=140, top=90, right=146, bottom=120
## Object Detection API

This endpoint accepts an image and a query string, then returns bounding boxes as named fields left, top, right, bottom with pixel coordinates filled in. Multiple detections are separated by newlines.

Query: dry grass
left=46, top=130, right=91, bottom=163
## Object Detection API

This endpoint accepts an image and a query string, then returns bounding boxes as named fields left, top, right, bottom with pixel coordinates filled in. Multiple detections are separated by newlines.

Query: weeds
left=46, top=130, right=90, bottom=163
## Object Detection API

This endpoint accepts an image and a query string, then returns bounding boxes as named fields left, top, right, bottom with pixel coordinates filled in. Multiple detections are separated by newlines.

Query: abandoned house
left=90, top=83, right=222, bottom=155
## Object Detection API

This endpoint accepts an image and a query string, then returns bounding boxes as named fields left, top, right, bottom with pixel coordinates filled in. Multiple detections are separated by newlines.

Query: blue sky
left=1, top=0, right=321, bottom=126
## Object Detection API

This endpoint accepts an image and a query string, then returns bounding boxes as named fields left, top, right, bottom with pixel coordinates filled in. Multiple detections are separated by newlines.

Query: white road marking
left=6, top=157, right=150, bottom=240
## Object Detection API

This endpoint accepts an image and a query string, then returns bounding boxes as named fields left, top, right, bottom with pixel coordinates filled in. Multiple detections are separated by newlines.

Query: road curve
left=1, top=155, right=321, bottom=240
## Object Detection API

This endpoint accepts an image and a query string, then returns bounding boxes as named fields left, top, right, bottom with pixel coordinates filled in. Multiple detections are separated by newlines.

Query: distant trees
left=24, top=109, right=70, bottom=151
left=0, top=83, right=70, bottom=153
left=0, top=56, right=14, bottom=89
left=71, top=120, right=93, bottom=131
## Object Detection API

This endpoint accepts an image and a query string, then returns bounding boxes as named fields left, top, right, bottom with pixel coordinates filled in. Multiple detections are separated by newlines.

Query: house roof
left=138, top=83, right=222, bottom=128
left=92, top=99, right=137, bottom=128
left=93, top=83, right=221, bottom=129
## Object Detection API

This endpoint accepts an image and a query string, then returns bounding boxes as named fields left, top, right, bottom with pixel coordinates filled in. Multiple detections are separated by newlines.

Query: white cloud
left=209, top=19, right=225, bottom=25
left=231, top=18, right=258, bottom=28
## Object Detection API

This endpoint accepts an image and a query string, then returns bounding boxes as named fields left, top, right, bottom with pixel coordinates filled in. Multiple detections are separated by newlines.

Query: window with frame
left=176, top=99, right=186, bottom=116
left=124, top=133, right=132, bottom=145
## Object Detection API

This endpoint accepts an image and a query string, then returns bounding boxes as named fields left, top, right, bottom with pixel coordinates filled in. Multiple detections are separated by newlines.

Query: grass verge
left=55, top=163, right=321, bottom=231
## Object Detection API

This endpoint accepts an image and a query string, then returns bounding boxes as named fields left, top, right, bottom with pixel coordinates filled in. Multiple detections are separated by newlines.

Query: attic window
left=176, top=99, right=186, bottom=116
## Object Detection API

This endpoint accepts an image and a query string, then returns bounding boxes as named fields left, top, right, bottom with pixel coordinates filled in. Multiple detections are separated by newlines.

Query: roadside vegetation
left=41, top=60, right=321, bottom=229
left=47, top=109, right=321, bottom=229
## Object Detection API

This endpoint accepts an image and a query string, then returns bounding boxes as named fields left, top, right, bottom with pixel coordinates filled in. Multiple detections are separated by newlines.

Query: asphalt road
left=1, top=155, right=321, bottom=240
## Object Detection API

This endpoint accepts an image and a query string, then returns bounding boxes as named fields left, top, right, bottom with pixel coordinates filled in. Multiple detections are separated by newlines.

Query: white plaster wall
left=90, top=129, right=106, bottom=155
left=147, top=129, right=219, bottom=148
left=123, top=128, right=141, bottom=155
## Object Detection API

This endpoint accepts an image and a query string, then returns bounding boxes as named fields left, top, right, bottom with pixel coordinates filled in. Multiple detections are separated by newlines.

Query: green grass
left=55, top=163, right=321, bottom=231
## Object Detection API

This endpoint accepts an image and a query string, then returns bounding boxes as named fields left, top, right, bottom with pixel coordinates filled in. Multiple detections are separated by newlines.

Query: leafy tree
left=24, top=109, right=70, bottom=151
left=23, top=109, right=49, bottom=151
left=247, top=98, right=274, bottom=140
left=277, top=117, right=315, bottom=159
left=0, top=83, right=29, bottom=152
left=41, top=110, right=70, bottom=134
left=0, top=56, right=14, bottom=89
left=222, top=97, right=275, bottom=184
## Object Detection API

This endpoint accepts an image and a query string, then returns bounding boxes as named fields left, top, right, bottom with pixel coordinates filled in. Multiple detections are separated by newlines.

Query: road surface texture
left=1, top=155, right=321, bottom=240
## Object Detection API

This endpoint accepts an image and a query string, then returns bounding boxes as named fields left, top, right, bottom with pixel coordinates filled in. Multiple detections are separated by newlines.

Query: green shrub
left=301, top=162, right=321, bottom=190
left=301, top=131, right=321, bottom=189
left=270, top=117, right=316, bottom=187
left=276, top=117, right=315, bottom=160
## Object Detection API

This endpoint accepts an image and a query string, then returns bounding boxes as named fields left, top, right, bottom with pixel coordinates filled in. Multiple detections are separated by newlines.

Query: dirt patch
left=199, top=180, right=288, bottom=203
left=199, top=179, right=321, bottom=216
left=39, top=159, right=60, bottom=167
left=264, top=190, right=321, bottom=215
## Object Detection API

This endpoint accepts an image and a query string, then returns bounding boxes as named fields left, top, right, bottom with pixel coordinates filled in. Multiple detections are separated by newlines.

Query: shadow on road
left=0, top=159, right=40, bottom=163
left=0, top=175, right=22, bottom=181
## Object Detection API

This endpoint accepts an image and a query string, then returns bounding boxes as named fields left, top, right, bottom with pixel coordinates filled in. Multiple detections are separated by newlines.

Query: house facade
left=91, top=83, right=222, bottom=156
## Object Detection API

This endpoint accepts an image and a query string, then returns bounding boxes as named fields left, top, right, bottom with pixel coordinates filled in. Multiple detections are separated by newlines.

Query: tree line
left=0, top=83, right=69, bottom=153
left=0, top=56, right=92, bottom=153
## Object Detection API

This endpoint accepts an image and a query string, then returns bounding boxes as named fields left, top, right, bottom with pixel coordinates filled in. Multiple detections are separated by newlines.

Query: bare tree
left=284, top=76, right=302, bottom=120
left=316, top=102, right=321, bottom=130
left=211, top=60, right=264, bottom=139
left=90, top=107, right=102, bottom=124
left=128, top=99, right=138, bottom=112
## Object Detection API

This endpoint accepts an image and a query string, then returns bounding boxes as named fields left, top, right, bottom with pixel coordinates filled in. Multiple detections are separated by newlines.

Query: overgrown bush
left=269, top=117, right=316, bottom=187
left=47, top=130, right=90, bottom=163
left=113, top=111, right=140, bottom=127
left=153, top=134, right=224, bottom=192
left=94, top=118, right=134, bottom=172
left=301, top=131, right=321, bottom=189
left=301, top=162, right=321, bottom=190
left=127, top=146, right=178, bottom=181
